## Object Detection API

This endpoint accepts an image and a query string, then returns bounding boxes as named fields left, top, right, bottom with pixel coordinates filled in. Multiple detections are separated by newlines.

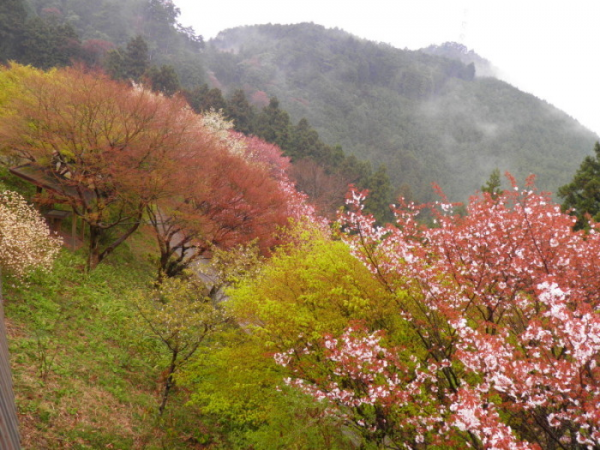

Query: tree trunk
left=158, top=349, right=178, bottom=416
left=86, top=226, right=102, bottom=272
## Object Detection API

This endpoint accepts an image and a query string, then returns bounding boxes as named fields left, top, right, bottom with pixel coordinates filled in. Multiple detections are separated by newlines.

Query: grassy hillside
left=5, top=228, right=208, bottom=448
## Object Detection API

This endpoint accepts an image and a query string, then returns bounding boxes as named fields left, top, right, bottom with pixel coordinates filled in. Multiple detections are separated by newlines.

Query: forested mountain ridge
left=204, top=23, right=598, bottom=201
left=421, top=41, right=498, bottom=78
left=4, top=1, right=596, bottom=203
left=1, top=0, right=397, bottom=220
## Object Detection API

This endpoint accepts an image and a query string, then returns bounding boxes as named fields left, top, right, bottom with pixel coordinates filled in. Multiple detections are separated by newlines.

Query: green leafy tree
left=181, top=224, right=397, bottom=447
left=558, top=141, right=600, bottom=229
left=132, top=276, right=225, bottom=415
left=229, top=225, right=399, bottom=346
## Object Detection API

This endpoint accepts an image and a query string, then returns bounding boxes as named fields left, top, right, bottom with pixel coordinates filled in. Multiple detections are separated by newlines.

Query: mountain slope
left=205, top=23, right=598, bottom=201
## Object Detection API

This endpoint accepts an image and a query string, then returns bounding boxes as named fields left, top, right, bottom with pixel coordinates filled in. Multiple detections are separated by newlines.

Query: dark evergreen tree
left=104, top=35, right=150, bottom=82
left=225, top=89, right=255, bottom=135
left=123, top=35, right=149, bottom=80
left=325, top=144, right=345, bottom=169
left=104, top=48, right=126, bottom=79
left=203, top=87, right=227, bottom=112
left=182, top=85, right=227, bottom=113
left=140, top=0, right=180, bottom=50
left=363, top=165, right=394, bottom=224
left=481, top=168, right=503, bottom=199
left=0, top=0, right=28, bottom=62
left=558, top=142, right=600, bottom=229
left=182, top=84, right=207, bottom=113
left=254, top=97, right=293, bottom=150
left=337, top=154, right=372, bottom=187
left=289, top=118, right=325, bottom=161
left=145, top=64, right=181, bottom=96
left=16, top=17, right=82, bottom=69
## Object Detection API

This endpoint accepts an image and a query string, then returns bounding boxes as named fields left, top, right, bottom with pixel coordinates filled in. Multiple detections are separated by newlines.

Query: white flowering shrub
left=0, top=190, right=62, bottom=278
left=198, top=109, right=247, bottom=156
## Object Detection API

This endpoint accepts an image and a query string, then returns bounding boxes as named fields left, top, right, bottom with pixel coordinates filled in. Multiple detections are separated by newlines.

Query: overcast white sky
left=174, top=0, right=600, bottom=137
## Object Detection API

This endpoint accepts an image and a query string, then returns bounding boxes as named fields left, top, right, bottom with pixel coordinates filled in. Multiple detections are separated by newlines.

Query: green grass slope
left=5, top=234, right=208, bottom=449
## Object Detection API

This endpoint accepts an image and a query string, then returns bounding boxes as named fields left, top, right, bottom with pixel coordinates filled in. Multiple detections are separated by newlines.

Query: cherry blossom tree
left=276, top=174, right=600, bottom=449
left=0, top=189, right=61, bottom=278
left=0, top=189, right=61, bottom=450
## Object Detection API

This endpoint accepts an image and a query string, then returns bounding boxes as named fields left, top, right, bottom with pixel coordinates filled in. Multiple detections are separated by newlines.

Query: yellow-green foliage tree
left=230, top=225, right=400, bottom=348
left=180, top=223, right=404, bottom=448
left=131, top=276, right=225, bottom=415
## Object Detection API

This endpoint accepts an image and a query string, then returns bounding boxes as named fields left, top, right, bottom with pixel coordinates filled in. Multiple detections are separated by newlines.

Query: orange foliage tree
left=148, top=115, right=301, bottom=279
left=0, top=64, right=202, bottom=270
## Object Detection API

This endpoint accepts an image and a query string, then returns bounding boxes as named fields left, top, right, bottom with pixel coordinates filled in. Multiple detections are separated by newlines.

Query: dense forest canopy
left=3, top=1, right=597, bottom=205
left=205, top=23, right=598, bottom=201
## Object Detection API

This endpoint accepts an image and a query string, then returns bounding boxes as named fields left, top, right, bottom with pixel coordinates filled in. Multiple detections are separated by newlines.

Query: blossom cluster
left=277, top=176, right=600, bottom=448
left=0, top=190, right=62, bottom=278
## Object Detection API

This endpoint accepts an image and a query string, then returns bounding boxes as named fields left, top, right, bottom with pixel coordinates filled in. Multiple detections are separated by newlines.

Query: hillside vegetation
left=205, top=23, right=598, bottom=200
left=2, top=2, right=600, bottom=449
left=4, top=1, right=597, bottom=204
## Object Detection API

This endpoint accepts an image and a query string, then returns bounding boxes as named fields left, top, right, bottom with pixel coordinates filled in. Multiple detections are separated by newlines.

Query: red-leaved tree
left=276, top=175, right=600, bottom=449
left=0, top=64, right=200, bottom=270
left=148, top=119, right=316, bottom=279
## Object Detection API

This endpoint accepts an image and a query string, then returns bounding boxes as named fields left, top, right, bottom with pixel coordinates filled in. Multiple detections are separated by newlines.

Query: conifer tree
left=363, top=165, right=394, bottom=224
left=254, top=97, right=292, bottom=150
left=481, top=168, right=503, bottom=199
left=225, top=89, right=255, bottom=135
left=558, top=141, right=600, bottom=229
left=145, top=64, right=180, bottom=96
left=289, top=118, right=324, bottom=161
left=123, top=35, right=149, bottom=80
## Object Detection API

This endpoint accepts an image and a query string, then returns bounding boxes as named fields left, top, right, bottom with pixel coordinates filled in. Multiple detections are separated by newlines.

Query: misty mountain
left=7, top=2, right=596, bottom=203
left=204, top=23, right=598, bottom=201
left=421, top=42, right=499, bottom=78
